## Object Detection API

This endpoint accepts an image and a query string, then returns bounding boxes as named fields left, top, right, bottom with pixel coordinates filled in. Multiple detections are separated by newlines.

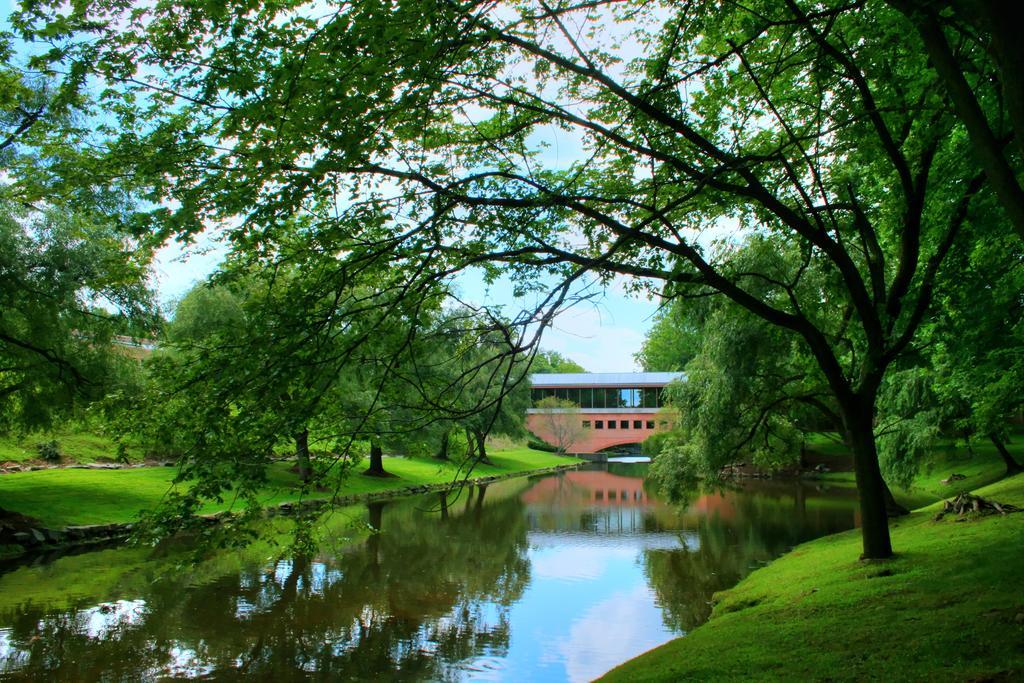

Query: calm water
left=0, top=463, right=858, bottom=681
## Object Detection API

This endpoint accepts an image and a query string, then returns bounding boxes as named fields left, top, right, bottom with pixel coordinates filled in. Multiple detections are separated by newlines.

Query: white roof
left=529, top=372, right=685, bottom=387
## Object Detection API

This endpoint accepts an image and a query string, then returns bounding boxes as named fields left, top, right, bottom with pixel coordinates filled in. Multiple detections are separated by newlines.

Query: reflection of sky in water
left=1, top=628, right=29, bottom=670
left=458, top=534, right=683, bottom=682
left=82, top=599, right=147, bottom=638
left=165, top=644, right=215, bottom=678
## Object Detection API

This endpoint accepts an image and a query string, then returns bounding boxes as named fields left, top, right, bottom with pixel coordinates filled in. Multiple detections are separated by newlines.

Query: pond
left=0, top=463, right=859, bottom=681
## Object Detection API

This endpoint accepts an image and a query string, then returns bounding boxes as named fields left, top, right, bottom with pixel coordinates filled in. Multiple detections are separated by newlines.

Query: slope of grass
left=0, top=430, right=145, bottom=465
left=0, top=448, right=578, bottom=528
left=600, top=473, right=1024, bottom=682
left=808, top=432, right=1021, bottom=507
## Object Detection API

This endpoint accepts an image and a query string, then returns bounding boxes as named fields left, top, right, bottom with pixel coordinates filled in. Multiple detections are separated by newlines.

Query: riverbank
left=0, top=449, right=581, bottom=556
left=600, top=472, right=1024, bottom=682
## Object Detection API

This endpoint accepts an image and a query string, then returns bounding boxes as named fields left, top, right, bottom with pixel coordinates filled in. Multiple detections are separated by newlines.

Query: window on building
left=595, top=420, right=604, bottom=429
left=608, top=420, right=616, bottom=429
left=646, top=420, right=655, bottom=429
left=579, top=387, right=593, bottom=408
left=659, top=420, right=668, bottom=428
left=620, top=420, right=629, bottom=429
left=582, top=420, right=591, bottom=429
left=642, top=387, right=659, bottom=408
left=633, top=420, right=642, bottom=429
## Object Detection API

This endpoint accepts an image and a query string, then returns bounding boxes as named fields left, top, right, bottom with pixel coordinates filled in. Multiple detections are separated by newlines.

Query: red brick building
left=526, top=372, right=684, bottom=454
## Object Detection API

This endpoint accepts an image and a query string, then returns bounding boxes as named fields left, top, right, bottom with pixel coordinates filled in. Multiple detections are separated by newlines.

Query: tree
left=886, top=1, right=1024, bottom=241
left=0, top=205, right=154, bottom=431
left=636, top=301, right=703, bottom=372
left=927, top=222, right=1024, bottom=475
left=529, top=350, right=586, bottom=374
left=532, top=397, right=586, bottom=454
left=0, top=53, right=155, bottom=433
left=25, top=0, right=1005, bottom=559
left=644, top=261, right=910, bottom=516
left=442, top=312, right=532, bottom=465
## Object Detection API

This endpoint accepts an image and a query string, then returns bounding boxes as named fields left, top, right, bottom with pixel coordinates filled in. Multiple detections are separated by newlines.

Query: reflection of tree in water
left=0, top=486, right=531, bottom=679
left=644, top=481, right=858, bottom=632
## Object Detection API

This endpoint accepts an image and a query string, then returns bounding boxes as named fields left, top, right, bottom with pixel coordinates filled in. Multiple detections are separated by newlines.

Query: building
left=526, top=372, right=684, bottom=454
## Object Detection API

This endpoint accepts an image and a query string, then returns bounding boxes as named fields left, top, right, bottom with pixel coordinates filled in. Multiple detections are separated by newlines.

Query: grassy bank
left=806, top=431, right=1021, bottom=507
left=0, top=448, right=579, bottom=528
left=601, top=473, right=1024, bottom=682
left=0, top=430, right=145, bottom=465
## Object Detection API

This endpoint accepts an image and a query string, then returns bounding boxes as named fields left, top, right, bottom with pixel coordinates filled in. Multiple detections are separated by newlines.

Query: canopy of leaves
left=529, top=350, right=586, bottom=374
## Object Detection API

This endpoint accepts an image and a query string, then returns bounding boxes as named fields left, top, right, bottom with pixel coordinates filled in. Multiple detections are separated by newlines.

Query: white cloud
left=559, top=583, right=675, bottom=683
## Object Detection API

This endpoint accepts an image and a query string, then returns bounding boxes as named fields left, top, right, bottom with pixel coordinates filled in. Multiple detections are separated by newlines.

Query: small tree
left=533, top=397, right=586, bottom=455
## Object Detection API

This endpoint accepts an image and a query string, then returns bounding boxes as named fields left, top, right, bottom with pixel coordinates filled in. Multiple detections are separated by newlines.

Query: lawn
left=0, top=447, right=578, bottom=528
left=600, top=473, right=1024, bottom=682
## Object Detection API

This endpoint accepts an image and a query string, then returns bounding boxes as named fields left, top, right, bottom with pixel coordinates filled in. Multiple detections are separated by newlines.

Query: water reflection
left=0, top=465, right=858, bottom=681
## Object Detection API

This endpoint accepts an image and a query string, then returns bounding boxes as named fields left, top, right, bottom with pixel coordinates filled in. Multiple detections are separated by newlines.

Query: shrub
left=527, top=435, right=558, bottom=453
left=36, top=439, right=61, bottom=462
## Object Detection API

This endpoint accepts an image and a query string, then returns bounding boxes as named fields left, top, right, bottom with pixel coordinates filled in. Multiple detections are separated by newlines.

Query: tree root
left=933, top=493, right=1020, bottom=521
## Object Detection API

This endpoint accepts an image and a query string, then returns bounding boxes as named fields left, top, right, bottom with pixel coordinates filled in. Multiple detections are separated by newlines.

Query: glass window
left=556, top=388, right=567, bottom=401
left=608, top=420, right=616, bottom=429
left=646, top=420, right=655, bottom=429
left=633, top=420, right=642, bottom=429
left=606, top=387, right=616, bottom=408
left=582, top=420, right=591, bottom=429
left=659, top=420, right=668, bottom=427
left=620, top=388, right=632, bottom=408
left=595, top=420, right=604, bottom=429
left=642, top=387, right=658, bottom=408
left=620, top=420, right=629, bottom=429
left=608, top=490, right=617, bottom=500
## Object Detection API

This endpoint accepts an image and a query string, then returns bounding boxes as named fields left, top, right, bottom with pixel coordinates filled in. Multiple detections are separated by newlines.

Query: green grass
left=0, top=447, right=578, bottom=528
left=809, top=432, right=1021, bottom=508
left=601, top=473, right=1024, bottom=682
left=0, top=429, right=145, bottom=465
left=803, top=431, right=852, bottom=458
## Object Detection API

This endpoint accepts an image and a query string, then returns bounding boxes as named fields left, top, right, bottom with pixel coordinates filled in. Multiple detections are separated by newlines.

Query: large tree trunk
left=294, top=429, right=312, bottom=483
left=363, top=440, right=391, bottom=477
left=464, top=428, right=476, bottom=459
left=435, top=431, right=450, bottom=461
left=990, top=434, right=1023, bottom=475
left=474, top=430, right=493, bottom=465
left=842, top=401, right=894, bottom=559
